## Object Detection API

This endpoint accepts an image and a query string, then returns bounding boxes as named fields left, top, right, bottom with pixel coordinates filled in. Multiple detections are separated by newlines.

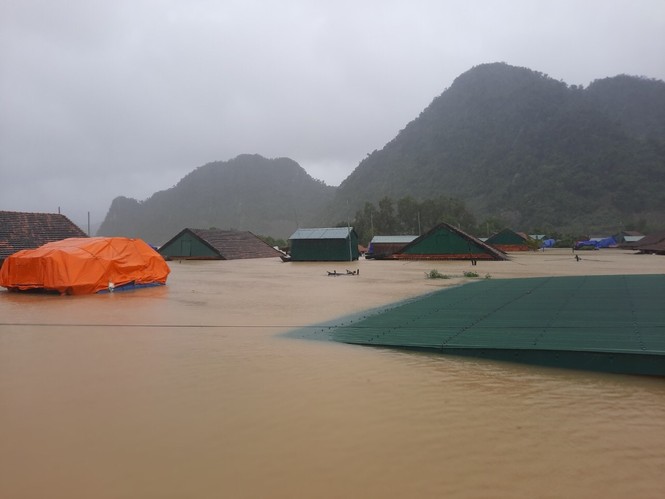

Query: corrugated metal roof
left=486, top=228, right=529, bottom=246
left=289, top=227, right=354, bottom=240
left=396, top=222, right=507, bottom=260
left=370, top=235, right=418, bottom=244
left=332, top=274, right=665, bottom=376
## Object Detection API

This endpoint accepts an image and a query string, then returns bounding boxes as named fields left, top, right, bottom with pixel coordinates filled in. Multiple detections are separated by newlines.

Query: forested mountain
left=97, top=154, right=335, bottom=244
left=329, top=63, right=665, bottom=234
left=99, top=63, right=665, bottom=243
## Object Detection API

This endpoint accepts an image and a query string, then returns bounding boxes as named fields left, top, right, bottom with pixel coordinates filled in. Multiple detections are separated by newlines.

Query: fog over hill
left=98, top=154, right=335, bottom=244
left=328, top=63, right=665, bottom=234
left=99, top=63, right=665, bottom=241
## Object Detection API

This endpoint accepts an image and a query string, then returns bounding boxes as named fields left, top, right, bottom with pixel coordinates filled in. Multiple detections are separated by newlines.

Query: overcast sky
left=2, top=0, right=664, bottom=229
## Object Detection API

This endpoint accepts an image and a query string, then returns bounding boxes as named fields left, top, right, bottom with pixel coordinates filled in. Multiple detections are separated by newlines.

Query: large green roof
left=396, top=222, right=507, bottom=260
left=289, top=227, right=355, bottom=240
left=333, top=274, right=665, bottom=375
left=486, top=228, right=528, bottom=245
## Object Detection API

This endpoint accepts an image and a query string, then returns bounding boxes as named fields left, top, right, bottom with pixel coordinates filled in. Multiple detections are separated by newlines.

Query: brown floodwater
left=1, top=251, right=664, bottom=498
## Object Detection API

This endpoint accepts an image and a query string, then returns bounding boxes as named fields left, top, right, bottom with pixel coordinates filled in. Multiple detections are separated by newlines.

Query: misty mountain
left=97, top=154, right=335, bottom=244
left=329, top=63, right=665, bottom=233
left=99, top=63, right=665, bottom=242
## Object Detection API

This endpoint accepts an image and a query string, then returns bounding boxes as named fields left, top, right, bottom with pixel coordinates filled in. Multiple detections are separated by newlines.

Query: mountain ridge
left=98, top=154, right=335, bottom=244
left=98, top=63, right=665, bottom=242
left=328, top=63, right=665, bottom=233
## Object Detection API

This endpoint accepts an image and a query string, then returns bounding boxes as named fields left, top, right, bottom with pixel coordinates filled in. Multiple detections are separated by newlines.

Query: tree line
left=337, top=195, right=512, bottom=245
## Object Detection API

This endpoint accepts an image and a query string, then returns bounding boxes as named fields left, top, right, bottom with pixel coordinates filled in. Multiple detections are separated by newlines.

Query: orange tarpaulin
left=0, top=237, right=170, bottom=295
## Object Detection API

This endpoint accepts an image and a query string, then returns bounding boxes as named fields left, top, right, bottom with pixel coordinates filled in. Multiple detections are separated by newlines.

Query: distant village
left=1, top=210, right=664, bottom=272
left=2, top=209, right=664, bottom=377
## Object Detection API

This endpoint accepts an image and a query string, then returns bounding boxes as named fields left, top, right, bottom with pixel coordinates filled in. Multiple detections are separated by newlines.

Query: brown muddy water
left=1, top=250, right=664, bottom=498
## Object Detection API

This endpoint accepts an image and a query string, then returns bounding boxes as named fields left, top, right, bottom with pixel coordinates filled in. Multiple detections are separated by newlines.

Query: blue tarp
left=574, top=237, right=616, bottom=250
left=540, top=238, right=556, bottom=248
left=595, top=236, right=616, bottom=248
left=575, top=240, right=597, bottom=249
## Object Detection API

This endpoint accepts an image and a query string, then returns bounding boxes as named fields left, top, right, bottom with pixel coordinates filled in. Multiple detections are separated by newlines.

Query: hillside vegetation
left=330, top=63, right=665, bottom=234
left=99, top=63, right=665, bottom=242
left=98, top=154, right=335, bottom=244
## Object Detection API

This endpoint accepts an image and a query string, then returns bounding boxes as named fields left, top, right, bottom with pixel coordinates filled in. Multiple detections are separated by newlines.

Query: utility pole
left=347, top=200, right=352, bottom=261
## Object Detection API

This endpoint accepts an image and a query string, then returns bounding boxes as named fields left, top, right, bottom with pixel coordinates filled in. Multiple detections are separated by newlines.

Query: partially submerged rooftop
left=0, top=211, right=87, bottom=265
left=332, top=274, right=665, bottom=376
left=159, top=228, right=283, bottom=260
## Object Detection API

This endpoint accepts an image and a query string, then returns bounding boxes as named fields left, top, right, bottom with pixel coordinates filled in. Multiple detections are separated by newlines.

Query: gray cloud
left=2, top=0, right=664, bottom=229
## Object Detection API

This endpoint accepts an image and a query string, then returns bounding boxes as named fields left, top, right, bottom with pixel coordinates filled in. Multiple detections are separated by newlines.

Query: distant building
left=0, top=211, right=87, bottom=268
left=486, top=228, right=532, bottom=252
left=158, top=228, right=283, bottom=260
left=631, top=231, right=665, bottom=255
left=614, top=231, right=645, bottom=245
left=394, top=222, right=507, bottom=260
left=366, top=235, right=417, bottom=259
left=288, top=227, right=359, bottom=261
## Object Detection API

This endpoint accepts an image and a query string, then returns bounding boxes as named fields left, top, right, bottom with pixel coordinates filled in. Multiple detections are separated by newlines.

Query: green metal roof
left=397, top=223, right=507, bottom=260
left=332, top=274, right=665, bottom=375
left=486, top=228, right=528, bottom=245
left=289, top=227, right=355, bottom=240
left=288, top=227, right=359, bottom=261
left=370, top=235, right=418, bottom=244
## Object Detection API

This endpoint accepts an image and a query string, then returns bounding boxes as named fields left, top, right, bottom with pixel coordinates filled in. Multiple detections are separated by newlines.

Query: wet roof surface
left=333, top=274, right=665, bottom=374
left=289, top=227, right=354, bottom=240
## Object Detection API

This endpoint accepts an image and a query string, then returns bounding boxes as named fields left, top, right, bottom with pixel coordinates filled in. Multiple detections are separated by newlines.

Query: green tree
left=396, top=196, right=421, bottom=234
left=351, top=195, right=477, bottom=244
left=376, top=197, right=398, bottom=235
left=477, top=217, right=508, bottom=238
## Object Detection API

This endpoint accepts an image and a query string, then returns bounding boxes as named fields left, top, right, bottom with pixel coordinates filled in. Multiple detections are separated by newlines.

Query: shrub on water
left=426, top=269, right=450, bottom=279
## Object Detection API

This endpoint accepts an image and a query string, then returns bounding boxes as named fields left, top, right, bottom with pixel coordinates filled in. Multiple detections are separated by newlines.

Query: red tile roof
left=0, top=211, right=88, bottom=264
left=191, top=229, right=283, bottom=259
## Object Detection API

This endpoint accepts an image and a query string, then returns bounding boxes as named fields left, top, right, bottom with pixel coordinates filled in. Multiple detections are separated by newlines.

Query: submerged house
left=486, top=228, right=532, bottom=252
left=366, top=235, right=418, bottom=259
left=288, top=227, right=359, bottom=261
left=158, top=228, right=283, bottom=260
left=631, top=230, right=665, bottom=255
left=0, top=211, right=88, bottom=268
left=394, top=222, right=507, bottom=261
left=614, top=231, right=645, bottom=246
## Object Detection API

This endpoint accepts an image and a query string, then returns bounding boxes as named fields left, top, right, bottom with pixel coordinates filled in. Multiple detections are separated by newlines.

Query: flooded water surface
left=1, top=252, right=664, bottom=498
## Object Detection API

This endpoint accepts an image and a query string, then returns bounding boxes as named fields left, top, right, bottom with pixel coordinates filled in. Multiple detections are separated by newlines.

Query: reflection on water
left=1, top=258, right=664, bottom=499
